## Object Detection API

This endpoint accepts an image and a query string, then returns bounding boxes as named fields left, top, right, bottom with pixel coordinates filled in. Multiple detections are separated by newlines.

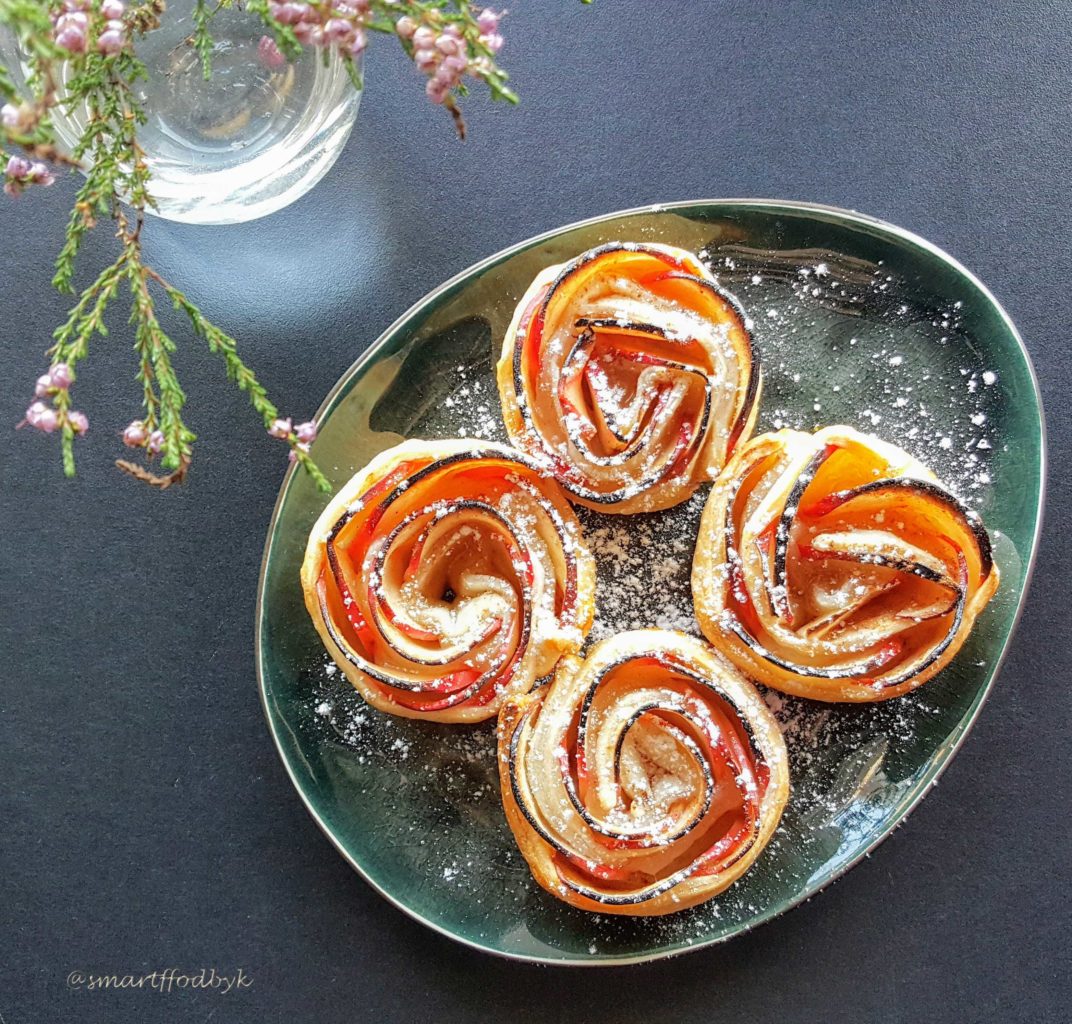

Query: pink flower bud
left=55, top=25, right=87, bottom=53
left=29, top=163, right=54, bottom=186
left=268, top=417, right=292, bottom=439
left=49, top=363, right=73, bottom=389
left=6, top=155, right=32, bottom=180
left=56, top=11, right=88, bottom=32
left=100, top=0, right=126, bottom=18
left=68, top=410, right=89, bottom=434
left=414, top=47, right=438, bottom=71
left=148, top=429, right=165, bottom=454
left=295, top=421, right=318, bottom=444
left=97, top=28, right=126, bottom=55
left=350, top=28, right=367, bottom=55
left=275, top=2, right=305, bottom=25
left=35, top=373, right=52, bottom=397
left=426, top=77, right=449, bottom=104
left=62, top=0, right=88, bottom=11
left=285, top=443, right=310, bottom=467
left=443, top=53, right=468, bottom=74
left=258, top=34, right=286, bottom=69
left=1, top=104, right=21, bottom=130
left=441, top=22, right=463, bottom=39
left=324, top=18, right=353, bottom=42
left=27, top=402, right=58, bottom=433
left=293, top=2, right=315, bottom=23
left=293, top=22, right=323, bottom=46
left=435, top=34, right=460, bottom=56
left=123, top=420, right=148, bottom=447
left=412, top=26, right=436, bottom=50
left=480, top=32, right=504, bottom=54
left=477, top=9, right=501, bottom=34
left=396, top=15, right=417, bottom=38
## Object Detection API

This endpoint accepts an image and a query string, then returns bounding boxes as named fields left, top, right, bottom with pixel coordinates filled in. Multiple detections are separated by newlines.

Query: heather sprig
left=1, top=0, right=580, bottom=491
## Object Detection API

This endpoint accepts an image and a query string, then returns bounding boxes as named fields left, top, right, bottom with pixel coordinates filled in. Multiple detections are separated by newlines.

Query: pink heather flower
left=100, top=0, right=125, bottom=18
left=29, top=163, right=55, bottom=187
left=295, top=421, right=317, bottom=444
left=258, top=35, right=286, bottom=69
left=55, top=25, right=87, bottom=53
left=442, top=53, right=468, bottom=75
left=1, top=103, right=22, bottom=130
left=288, top=441, right=312, bottom=463
left=324, top=18, right=353, bottom=42
left=441, top=22, right=463, bottom=39
left=480, top=32, right=504, bottom=54
left=396, top=15, right=417, bottom=38
left=56, top=11, right=89, bottom=32
left=6, top=155, right=32, bottom=180
left=426, top=77, right=449, bottom=103
left=275, top=2, right=306, bottom=25
left=34, top=373, right=53, bottom=397
left=414, top=47, right=437, bottom=71
left=68, top=410, right=89, bottom=434
left=123, top=420, right=148, bottom=447
left=268, top=417, right=292, bottom=439
left=62, top=0, right=89, bottom=10
left=97, top=29, right=126, bottom=55
left=293, top=22, right=323, bottom=46
left=27, top=402, right=58, bottom=433
left=477, top=9, right=501, bottom=34
left=350, top=29, right=367, bottom=56
left=412, top=26, right=436, bottom=50
left=49, top=363, right=73, bottom=389
left=147, top=429, right=165, bottom=454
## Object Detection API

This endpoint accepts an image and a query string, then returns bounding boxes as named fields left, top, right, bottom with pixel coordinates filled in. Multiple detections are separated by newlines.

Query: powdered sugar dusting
left=296, top=235, right=1009, bottom=957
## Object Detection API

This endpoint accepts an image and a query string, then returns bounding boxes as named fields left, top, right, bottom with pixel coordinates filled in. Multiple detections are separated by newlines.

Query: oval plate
left=256, top=201, right=1044, bottom=965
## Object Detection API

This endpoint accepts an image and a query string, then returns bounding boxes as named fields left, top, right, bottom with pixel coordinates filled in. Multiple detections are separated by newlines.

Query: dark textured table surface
left=2, top=2, right=1069, bottom=1021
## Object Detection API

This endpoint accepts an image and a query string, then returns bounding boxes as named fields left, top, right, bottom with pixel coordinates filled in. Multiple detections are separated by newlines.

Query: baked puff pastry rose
left=498, top=630, right=788, bottom=916
left=497, top=243, right=760, bottom=513
left=692, top=426, right=999, bottom=702
left=301, top=440, right=596, bottom=723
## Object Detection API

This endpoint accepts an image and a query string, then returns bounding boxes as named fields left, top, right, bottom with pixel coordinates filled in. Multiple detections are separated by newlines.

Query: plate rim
left=255, top=198, right=1047, bottom=967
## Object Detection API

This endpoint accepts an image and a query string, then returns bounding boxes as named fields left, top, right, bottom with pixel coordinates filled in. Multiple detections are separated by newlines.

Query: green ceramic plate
left=256, top=200, right=1044, bottom=965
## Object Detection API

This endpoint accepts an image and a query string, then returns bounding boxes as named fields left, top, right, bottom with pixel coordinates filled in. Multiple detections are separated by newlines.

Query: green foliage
left=1, top=0, right=586, bottom=491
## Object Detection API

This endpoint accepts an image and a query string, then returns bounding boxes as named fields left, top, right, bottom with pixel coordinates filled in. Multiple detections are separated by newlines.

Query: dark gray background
left=2, top=1, right=1069, bottom=1021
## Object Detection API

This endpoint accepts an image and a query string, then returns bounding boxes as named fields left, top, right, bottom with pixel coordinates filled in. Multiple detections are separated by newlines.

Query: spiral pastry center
left=693, top=426, right=999, bottom=701
left=498, top=243, right=760, bottom=513
left=498, top=631, right=788, bottom=915
left=302, top=441, right=596, bottom=723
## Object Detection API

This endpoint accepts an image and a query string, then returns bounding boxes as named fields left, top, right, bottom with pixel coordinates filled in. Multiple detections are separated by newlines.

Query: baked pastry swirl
left=496, top=242, right=760, bottom=513
left=497, top=630, right=789, bottom=915
left=301, top=439, right=596, bottom=723
left=692, top=426, right=999, bottom=702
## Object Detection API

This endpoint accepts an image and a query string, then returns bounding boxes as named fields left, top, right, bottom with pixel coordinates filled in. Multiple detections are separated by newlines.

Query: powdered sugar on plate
left=300, top=238, right=1005, bottom=953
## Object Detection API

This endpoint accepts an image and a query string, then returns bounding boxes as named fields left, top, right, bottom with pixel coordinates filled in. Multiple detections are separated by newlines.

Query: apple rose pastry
left=498, top=630, right=789, bottom=915
left=692, top=426, right=999, bottom=702
left=497, top=242, right=760, bottom=513
left=301, top=439, right=596, bottom=724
